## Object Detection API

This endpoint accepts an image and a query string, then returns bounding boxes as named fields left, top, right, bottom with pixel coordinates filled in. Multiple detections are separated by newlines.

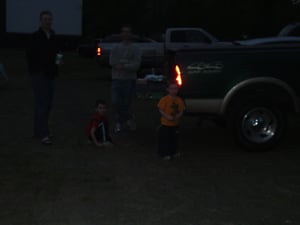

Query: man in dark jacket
left=27, top=10, right=61, bottom=145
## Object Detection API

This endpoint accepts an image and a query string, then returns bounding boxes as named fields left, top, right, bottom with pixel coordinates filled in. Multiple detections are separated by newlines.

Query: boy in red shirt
left=86, top=99, right=113, bottom=147
left=157, top=81, right=186, bottom=160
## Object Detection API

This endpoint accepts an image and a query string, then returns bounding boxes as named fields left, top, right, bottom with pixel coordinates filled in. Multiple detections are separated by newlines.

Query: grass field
left=1, top=48, right=300, bottom=225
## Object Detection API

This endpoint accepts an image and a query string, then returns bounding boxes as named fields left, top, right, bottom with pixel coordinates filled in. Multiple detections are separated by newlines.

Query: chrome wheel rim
left=241, top=107, right=277, bottom=144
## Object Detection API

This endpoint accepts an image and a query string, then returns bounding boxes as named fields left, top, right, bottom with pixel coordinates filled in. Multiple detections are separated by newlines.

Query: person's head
left=166, top=80, right=179, bottom=97
left=120, top=24, right=132, bottom=43
left=95, top=99, right=107, bottom=115
left=40, top=10, right=53, bottom=31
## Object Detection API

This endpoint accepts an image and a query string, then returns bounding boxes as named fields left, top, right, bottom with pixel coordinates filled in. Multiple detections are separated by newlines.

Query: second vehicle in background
left=77, top=38, right=102, bottom=58
left=278, top=22, right=300, bottom=37
left=96, top=27, right=229, bottom=69
left=96, top=34, right=164, bottom=68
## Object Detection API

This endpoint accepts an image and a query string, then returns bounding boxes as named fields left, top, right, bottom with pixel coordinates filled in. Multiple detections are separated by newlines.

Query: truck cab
left=164, top=27, right=219, bottom=51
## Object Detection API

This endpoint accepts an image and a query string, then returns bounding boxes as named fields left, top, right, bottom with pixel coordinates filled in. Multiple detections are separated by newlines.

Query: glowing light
left=97, top=47, right=102, bottom=56
left=175, top=65, right=183, bottom=86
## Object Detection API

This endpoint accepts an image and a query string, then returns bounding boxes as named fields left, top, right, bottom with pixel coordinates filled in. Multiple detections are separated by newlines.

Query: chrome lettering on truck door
left=187, top=62, right=224, bottom=74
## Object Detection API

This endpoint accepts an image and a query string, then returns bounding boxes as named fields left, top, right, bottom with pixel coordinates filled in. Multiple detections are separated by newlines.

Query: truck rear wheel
left=229, top=102, right=287, bottom=151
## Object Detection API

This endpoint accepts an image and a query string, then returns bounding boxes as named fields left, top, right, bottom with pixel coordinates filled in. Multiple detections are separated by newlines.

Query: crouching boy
left=86, top=99, right=113, bottom=147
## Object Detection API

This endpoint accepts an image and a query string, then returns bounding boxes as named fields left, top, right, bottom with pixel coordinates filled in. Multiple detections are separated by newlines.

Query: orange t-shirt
left=157, top=95, right=186, bottom=126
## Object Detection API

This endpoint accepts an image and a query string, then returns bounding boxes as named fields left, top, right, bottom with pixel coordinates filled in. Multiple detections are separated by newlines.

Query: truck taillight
left=97, top=47, right=102, bottom=56
left=175, top=65, right=183, bottom=87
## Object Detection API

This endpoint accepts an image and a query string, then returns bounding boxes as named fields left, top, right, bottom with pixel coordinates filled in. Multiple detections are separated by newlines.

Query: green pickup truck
left=168, top=36, right=300, bottom=151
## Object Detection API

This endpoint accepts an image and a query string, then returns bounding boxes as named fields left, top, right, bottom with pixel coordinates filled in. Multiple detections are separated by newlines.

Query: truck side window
left=289, top=26, right=300, bottom=37
left=103, top=36, right=120, bottom=43
left=186, top=30, right=211, bottom=43
left=170, top=30, right=211, bottom=43
left=170, top=31, right=187, bottom=42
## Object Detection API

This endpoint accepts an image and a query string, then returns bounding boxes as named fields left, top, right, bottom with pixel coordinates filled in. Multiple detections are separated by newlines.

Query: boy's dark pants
left=158, top=125, right=178, bottom=157
left=91, top=122, right=112, bottom=143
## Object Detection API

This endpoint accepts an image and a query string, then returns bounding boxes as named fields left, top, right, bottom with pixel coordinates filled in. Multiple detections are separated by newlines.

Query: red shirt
left=85, top=113, right=108, bottom=137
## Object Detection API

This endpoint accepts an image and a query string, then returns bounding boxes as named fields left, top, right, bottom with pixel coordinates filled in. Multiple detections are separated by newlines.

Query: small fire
left=175, top=65, right=183, bottom=86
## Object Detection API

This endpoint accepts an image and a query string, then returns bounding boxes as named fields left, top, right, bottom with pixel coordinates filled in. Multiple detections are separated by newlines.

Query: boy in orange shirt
left=157, top=81, right=185, bottom=160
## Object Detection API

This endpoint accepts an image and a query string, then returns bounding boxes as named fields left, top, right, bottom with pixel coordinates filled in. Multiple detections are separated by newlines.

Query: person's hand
left=166, top=115, right=174, bottom=121
left=175, top=114, right=181, bottom=120
left=56, top=53, right=64, bottom=66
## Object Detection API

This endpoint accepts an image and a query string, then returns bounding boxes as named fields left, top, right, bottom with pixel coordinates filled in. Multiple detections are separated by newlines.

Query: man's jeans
left=31, top=74, right=54, bottom=138
left=112, top=79, right=135, bottom=124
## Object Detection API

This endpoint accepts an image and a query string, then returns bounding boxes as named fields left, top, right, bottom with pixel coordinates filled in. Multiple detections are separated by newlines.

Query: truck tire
left=229, top=101, right=287, bottom=151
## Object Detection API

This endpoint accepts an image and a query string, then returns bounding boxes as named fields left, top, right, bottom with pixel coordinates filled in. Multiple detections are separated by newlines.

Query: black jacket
left=26, top=28, right=59, bottom=77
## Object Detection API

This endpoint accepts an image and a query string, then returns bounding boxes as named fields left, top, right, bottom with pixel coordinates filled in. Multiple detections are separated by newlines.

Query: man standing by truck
left=109, top=24, right=141, bottom=133
left=26, top=11, right=62, bottom=145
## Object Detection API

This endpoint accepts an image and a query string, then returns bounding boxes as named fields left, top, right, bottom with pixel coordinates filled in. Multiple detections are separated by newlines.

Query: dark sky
left=83, top=0, right=300, bottom=39
left=1, top=0, right=299, bottom=41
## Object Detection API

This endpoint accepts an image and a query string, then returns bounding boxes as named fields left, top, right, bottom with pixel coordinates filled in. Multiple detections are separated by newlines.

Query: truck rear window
left=170, top=30, right=211, bottom=43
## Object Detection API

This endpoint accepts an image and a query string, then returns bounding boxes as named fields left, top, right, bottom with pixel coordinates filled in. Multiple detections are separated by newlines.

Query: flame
left=175, top=65, right=183, bottom=86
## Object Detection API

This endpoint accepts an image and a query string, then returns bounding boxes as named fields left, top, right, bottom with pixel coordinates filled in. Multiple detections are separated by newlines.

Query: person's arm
left=109, top=45, right=122, bottom=68
left=175, top=110, right=184, bottom=120
left=90, top=127, right=103, bottom=147
left=26, top=33, right=36, bottom=72
left=26, top=32, right=43, bottom=73
left=123, top=46, right=141, bottom=71
left=159, top=108, right=174, bottom=121
left=175, top=98, right=186, bottom=120
left=0, top=64, right=8, bottom=80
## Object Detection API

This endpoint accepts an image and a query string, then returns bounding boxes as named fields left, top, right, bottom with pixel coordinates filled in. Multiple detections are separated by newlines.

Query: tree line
left=82, top=0, right=300, bottom=40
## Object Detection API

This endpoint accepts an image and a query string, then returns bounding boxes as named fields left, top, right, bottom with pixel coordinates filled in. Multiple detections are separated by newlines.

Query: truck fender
left=220, top=77, right=299, bottom=114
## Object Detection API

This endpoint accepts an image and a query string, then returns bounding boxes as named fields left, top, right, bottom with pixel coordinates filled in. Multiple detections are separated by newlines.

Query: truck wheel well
left=224, top=83, right=295, bottom=115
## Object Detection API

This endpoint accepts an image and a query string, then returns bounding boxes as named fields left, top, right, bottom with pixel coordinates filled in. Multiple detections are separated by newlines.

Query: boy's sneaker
left=114, top=123, right=121, bottom=133
left=103, top=141, right=114, bottom=147
left=162, top=155, right=172, bottom=161
left=173, top=152, right=181, bottom=158
left=41, top=137, right=52, bottom=146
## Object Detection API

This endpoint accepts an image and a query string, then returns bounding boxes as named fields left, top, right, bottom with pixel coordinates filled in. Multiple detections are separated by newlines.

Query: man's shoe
left=162, top=155, right=172, bottom=161
left=103, top=141, right=114, bottom=147
left=126, top=119, right=136, bottom=131
left=114, top=123, right=121, bottom=133
left=173, top=152, right=181, bottom=158
left=41, top=137, right=52, bottom=145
